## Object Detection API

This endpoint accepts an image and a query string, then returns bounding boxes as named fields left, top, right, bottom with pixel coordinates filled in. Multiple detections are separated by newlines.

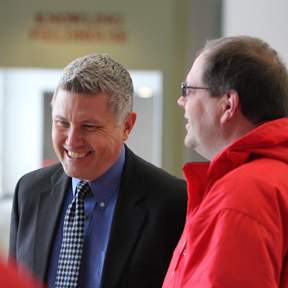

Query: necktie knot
left=76, top=181, right=91, bottom=199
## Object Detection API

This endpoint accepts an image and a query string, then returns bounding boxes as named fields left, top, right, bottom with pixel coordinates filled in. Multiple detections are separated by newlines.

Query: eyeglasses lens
left=181, top=83, right=187, bottom=97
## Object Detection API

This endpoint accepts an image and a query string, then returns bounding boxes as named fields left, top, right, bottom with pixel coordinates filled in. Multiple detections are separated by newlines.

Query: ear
left=220, top=90, right=239, bottom=124
left=123, top=111, right=137, bottom=141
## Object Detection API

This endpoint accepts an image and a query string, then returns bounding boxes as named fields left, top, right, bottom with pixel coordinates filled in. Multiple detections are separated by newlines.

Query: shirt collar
left=72, top=145, right=126, bottom=207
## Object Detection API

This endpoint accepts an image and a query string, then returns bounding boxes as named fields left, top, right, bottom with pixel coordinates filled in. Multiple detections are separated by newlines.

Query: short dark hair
left=200, top=36, right=288, bottom=124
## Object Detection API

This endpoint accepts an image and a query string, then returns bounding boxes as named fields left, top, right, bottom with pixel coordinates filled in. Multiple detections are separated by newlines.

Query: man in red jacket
left=162, top=36, right=288, bottom=288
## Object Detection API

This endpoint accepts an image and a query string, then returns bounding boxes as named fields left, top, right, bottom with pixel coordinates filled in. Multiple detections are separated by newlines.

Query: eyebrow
left=53, top=115, right=102, bottom=124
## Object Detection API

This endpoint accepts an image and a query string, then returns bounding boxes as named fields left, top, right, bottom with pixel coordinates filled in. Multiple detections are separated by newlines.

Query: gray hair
left=51, top=53, right=134, bottom=125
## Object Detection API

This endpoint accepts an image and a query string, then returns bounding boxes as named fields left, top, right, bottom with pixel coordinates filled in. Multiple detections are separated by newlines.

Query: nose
left=177, top=96, right=185, bottom=108
left=65, top=127, right=85, bottom=148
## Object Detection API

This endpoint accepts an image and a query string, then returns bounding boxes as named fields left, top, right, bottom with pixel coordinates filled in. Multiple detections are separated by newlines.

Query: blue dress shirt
left=47, top=145, right=125, bottom=288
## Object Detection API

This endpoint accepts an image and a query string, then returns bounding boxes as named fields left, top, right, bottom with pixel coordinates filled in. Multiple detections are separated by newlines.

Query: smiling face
left=178, top=52, right=225, bottom=160
left=52, top=89, right=135, bottom=182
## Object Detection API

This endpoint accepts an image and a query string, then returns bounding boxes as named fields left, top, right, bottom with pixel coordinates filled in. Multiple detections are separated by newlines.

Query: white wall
left=1, top=69, right=62, bottom=195
left=223, top=0, right=288, bottom=63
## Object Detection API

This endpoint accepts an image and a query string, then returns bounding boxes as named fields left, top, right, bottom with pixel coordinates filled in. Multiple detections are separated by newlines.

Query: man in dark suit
left=9, top=53, right=187, bottom=288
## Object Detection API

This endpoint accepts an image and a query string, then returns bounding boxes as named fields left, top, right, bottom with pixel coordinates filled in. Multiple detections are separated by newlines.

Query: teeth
left=68, top=151, right=90, bottom=159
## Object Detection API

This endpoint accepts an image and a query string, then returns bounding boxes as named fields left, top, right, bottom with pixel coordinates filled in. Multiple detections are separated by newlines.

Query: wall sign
left=29, top=11, right=127, bottom=42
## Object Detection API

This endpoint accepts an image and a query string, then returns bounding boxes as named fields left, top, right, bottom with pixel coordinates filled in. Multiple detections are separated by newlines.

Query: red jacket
left=163, top=118, right=288, bottom=288
left=0, top=255, right=45, bottom=288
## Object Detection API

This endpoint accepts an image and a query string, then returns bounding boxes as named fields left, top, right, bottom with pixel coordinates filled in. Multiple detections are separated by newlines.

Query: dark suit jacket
left=9, top=146, right=187, bottom=288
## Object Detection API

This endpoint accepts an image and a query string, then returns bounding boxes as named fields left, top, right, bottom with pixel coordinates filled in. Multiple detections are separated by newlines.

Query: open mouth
left=67, top=151, right=92, bottom=159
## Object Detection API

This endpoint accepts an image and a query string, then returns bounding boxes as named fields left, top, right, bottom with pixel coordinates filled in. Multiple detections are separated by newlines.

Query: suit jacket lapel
left=101, top=147, right=148, bottom=288
left=32, top=165, right=70, bottom=281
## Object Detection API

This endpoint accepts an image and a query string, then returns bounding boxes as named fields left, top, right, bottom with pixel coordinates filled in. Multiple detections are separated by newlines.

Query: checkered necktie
left=55, top=181, right=91, bottom=288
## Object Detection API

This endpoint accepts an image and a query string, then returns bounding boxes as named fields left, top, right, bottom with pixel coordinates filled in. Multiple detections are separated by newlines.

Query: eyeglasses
left=181, top=82, right=209, bottom=97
